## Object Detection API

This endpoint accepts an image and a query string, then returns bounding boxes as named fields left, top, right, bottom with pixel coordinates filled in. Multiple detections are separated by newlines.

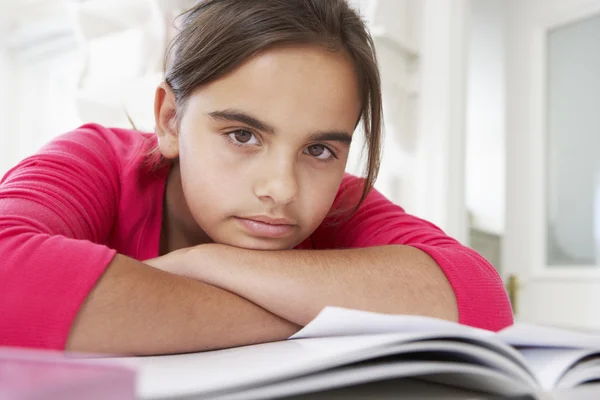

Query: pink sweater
left=0, top=124, right=513, bottom=350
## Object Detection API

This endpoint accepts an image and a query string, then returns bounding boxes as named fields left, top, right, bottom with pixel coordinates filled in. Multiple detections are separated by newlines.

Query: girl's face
left=158, top=45, right=361, bottom=250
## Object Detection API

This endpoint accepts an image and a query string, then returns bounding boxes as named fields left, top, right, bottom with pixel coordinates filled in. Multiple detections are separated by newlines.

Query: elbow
left=409, top=243, right=514, bottom=331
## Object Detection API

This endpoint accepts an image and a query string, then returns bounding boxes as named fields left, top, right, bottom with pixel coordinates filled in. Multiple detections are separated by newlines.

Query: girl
left=0, top=0, right=512, bottom=356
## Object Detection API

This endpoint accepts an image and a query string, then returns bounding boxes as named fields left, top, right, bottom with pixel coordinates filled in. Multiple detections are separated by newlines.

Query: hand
left=145, top=244, right=240, bottom=291
left=143, top=244, right=226, bottom=283
left=144, top=247, right=195, bottom=277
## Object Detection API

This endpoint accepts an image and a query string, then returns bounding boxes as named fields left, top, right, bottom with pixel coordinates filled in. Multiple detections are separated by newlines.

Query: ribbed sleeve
left=0, top=127, right=121, bottom=349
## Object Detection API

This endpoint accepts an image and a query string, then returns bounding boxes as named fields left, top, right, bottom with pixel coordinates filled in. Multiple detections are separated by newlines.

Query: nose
left=253, top=157, right=298, bottom=206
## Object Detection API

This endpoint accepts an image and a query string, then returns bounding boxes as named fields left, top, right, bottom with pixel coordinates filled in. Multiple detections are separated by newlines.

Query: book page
left=518, top=348, right=597, bottom=390
left=498, top=324, right=600, bottom=349
left=126, top=333, right=466, bottom=399
left=213, top=360, right=531, bottom=400
left=557, top=358, right=600, bottom=388
left=289, top=307, right=494, bottom=340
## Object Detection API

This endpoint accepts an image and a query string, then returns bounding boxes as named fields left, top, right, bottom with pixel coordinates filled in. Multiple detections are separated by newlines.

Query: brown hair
left=161, top=0, right=382, bottom=211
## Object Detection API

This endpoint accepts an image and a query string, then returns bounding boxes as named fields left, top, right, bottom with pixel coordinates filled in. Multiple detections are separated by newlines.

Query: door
left=504, top=0, right=600, bottom=330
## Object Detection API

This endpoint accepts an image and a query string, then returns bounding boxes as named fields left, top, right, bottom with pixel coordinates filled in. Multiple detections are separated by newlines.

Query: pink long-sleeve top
left=0, top=123, right=513, bottom=350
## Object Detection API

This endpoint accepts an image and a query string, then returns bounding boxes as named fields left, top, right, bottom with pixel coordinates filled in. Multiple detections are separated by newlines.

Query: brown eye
left=228, top=130, right=259, bottom=145
left=234, top=130, right=253, bottom=143
left=304, top=144, right=334, bottom=161
left=307, top=145, right=325, bottom=156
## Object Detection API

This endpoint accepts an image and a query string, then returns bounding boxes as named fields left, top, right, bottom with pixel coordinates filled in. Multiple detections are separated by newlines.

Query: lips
left=243, top=215, right=295, bottom=225
left=235, top=215, right=296, bottom=238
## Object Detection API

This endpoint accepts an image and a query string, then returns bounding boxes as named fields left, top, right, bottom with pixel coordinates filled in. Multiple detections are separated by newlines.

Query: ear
left=154, top=82, right=180, bottom=159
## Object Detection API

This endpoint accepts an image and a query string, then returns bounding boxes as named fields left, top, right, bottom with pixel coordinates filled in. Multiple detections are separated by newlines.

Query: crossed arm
left=145, top=243, right=458, bottom=326
left=67, top=243, right=458, bottom=356
left=67, top=187, right=507, bottom=355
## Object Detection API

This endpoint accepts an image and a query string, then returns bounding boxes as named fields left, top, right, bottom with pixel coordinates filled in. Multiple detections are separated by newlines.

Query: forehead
left=185, top=44, right=362, bottom=133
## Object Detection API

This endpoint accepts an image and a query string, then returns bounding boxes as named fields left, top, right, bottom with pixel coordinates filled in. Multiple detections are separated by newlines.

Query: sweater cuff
left=409, top=243, right=513, bottom=331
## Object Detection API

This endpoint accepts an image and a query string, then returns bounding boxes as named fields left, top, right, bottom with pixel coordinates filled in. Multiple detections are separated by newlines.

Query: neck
left=160, top=161, right=213, bottom=255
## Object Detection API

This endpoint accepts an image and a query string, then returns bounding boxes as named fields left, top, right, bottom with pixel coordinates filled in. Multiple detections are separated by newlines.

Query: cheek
left=298, top=170, right=343, bottom=227
left=178, top=138, right=243, bottom=213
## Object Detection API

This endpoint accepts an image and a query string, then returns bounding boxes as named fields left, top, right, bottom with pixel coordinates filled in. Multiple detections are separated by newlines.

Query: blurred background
left=0, top=0, right=599, bottom=331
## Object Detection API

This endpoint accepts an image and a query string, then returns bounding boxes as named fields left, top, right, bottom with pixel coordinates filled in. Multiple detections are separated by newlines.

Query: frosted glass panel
left=546, top=14, right=600, bottom=266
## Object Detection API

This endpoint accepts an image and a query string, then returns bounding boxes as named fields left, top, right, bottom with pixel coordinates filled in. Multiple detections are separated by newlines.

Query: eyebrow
left=207, top=109, right=353, bottom=146
left=208, top=109, right=276, bottom=134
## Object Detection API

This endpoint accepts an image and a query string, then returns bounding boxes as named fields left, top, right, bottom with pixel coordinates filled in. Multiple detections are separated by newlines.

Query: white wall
left=346, top=0, right=422, bottom=216
left=0, top=7, right=83, bottom=177
left=0, top=50, right=82, bottom=177
left=465, top=0, right=506, bottom=235
left=414, top=0, right=469, bottom=243
left=0, top=46, right=14, bottom=177
left=347, top=0, right=470, bottom=244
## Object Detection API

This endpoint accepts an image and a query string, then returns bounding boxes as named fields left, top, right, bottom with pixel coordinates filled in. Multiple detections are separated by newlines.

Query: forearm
left=67, top=254, right=300, bottom=356
left=187, top=244, right=458, bottom=326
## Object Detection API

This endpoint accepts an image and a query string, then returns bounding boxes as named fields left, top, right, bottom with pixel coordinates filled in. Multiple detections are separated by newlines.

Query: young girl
left=0, top=0, right=512, bottom=356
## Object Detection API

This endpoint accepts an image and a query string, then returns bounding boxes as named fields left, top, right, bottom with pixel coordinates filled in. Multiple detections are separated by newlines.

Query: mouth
left=234, top=216, right=297, bottom=238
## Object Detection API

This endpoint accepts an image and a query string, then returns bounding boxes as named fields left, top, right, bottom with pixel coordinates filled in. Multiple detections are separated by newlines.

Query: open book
left=123, top=307, right=600, bottom=399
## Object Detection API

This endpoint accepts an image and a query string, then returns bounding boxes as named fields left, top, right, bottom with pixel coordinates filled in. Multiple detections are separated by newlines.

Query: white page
left=556, top=357, right=600, bottom=389
left=559, top=365, right=600, bottom=389
left=209, top=338, right=536, bottom=398
left=289, top=307, right=494, bottom=340
left=498, top=324, right=600, bottom=349
left=121, top=333, right=460, bottom=399
left=518, top=348, right=597, bottom=391
left=212, top=360, right=531, bottom=400
left=287, top=306, right=535, bottom=378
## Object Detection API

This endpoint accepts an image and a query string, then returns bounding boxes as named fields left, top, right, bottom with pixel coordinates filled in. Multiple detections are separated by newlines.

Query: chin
left=224, top=237, right=297, bottom=251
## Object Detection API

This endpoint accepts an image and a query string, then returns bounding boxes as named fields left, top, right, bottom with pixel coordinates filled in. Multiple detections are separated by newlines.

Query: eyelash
left=225, top=129, right=338, bottom=163
left=225, top=129, right=260, bottom=148
left=306, top=145, right=337, bottom=163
